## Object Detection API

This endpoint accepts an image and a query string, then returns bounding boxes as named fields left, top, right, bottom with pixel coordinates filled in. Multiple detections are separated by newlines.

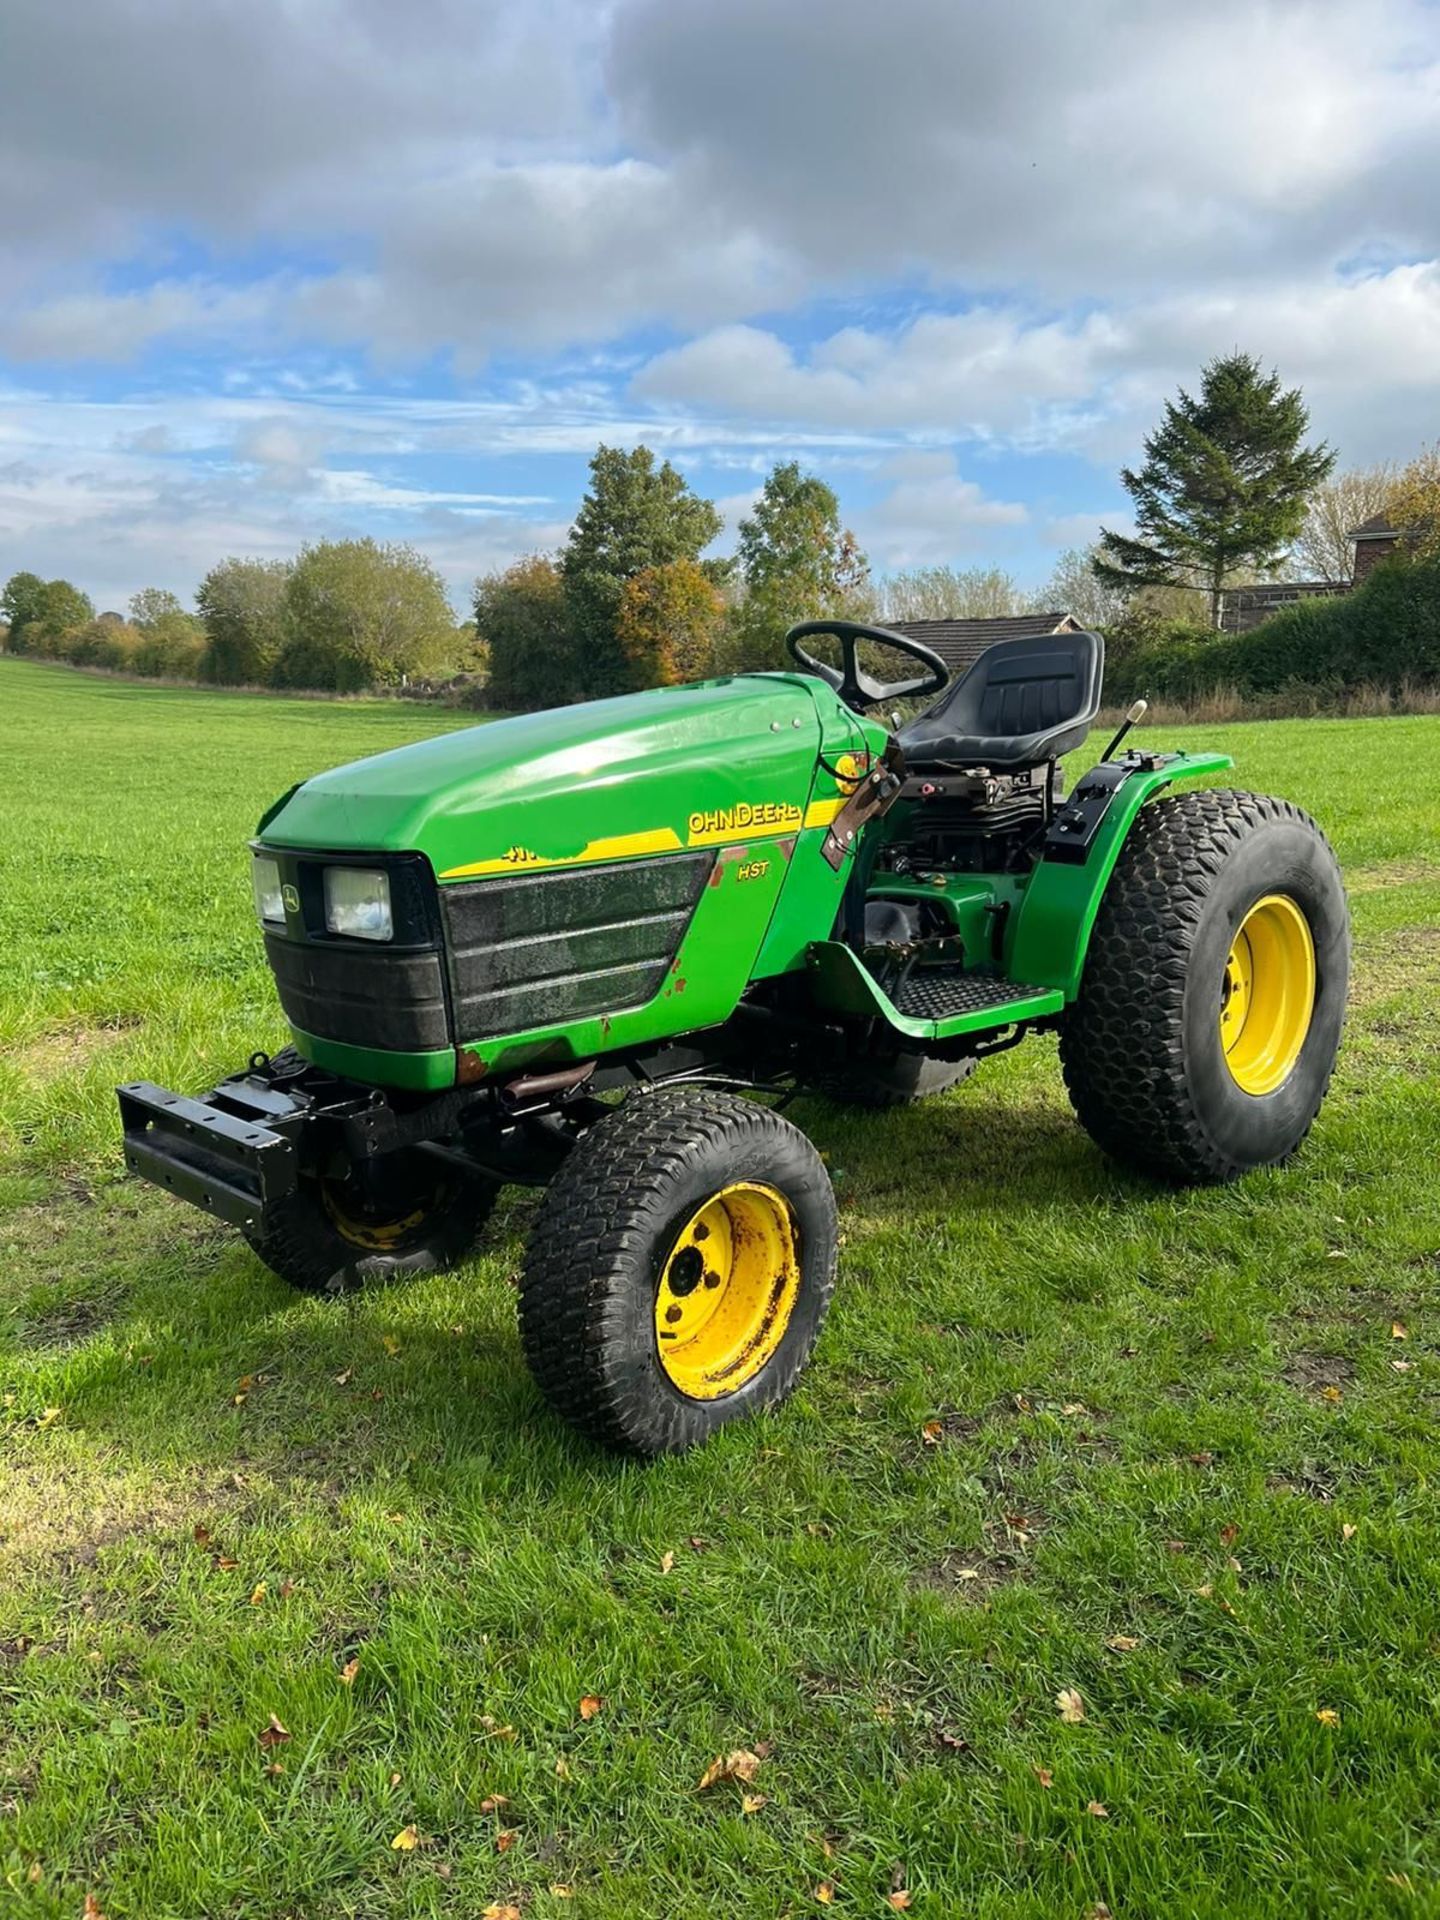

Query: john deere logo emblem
left=282, top=883, right=300, bottom=914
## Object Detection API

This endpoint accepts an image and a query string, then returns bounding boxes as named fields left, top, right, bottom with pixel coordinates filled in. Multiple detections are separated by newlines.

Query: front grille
left=440, top=852, right=713, bottom=1040
left=264, top=933, right=450, bottom=1051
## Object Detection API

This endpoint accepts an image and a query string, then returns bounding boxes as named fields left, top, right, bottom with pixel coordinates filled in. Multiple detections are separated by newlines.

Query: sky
left=1, top=0, right=1438, bottom=615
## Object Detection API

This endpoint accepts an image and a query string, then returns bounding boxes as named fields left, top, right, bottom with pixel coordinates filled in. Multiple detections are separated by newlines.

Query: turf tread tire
left=519, top=1087, right=837, bottom=1455
left=1058, top=788, right=1348, bottom=1185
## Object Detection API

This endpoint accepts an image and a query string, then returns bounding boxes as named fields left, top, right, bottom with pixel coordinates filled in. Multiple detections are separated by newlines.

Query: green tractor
left=118, top=624, right=1348, bottom=1454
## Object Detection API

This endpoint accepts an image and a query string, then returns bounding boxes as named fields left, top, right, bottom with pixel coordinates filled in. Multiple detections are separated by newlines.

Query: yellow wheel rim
left=655, top=1183, right=801, bottom=1400
left=1220, top=893, right=1316, bottom=1096
left=321, top=1185, right=429, bottom=1251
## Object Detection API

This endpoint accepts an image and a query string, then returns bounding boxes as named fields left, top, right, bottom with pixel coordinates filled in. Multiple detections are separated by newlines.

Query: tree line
left=0, top=539, right=471, bottom=692
left=3, top=357, right=1436, bottom=710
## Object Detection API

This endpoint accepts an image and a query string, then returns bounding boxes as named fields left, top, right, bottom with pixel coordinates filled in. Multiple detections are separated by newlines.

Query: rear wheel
left=245, top=1148, right=498, bottom=1294
left=519, top=1088, right=837, bottom=1455
left=1059, top=789, right=1348, bottom=1184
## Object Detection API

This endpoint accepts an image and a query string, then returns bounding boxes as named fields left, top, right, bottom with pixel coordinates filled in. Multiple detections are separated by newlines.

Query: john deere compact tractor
left=118, top=624, right=1348, bottom=1453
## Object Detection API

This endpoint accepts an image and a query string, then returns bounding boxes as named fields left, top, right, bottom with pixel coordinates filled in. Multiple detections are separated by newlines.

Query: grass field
left=2, top=654, right=1438, bottom=1920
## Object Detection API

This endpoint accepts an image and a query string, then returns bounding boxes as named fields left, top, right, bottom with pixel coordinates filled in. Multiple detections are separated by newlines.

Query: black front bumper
left=117, top=1077, right=306, bottom=1230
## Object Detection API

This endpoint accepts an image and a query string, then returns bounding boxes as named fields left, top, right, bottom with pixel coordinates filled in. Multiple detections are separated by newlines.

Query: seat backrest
left=898, top=629, right=1105, bottom=770
left=972, top=638, right=1097, bottom=738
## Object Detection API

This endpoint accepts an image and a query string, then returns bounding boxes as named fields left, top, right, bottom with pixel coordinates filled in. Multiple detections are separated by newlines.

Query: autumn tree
left=21, top=579, right=96, bottom=654
left=878, top=564, right=1025, bottom=622
left=197, top=557, right=292, bottom=684
left=720, top=462, right=868, bottom=674
left=476, top=555, right=576, bottom=711
left=1289, top=464, right=1398, bottom=585
left=561, top=445, right=722, bottom=697
left=1029, top=547, right=1129, bottom=631
left=1386, top=443, right=1440, bottom=563
left=1095, top=352, right=1334, bottom=627
left=615, top=559, right=724, bottom=687
left=274, top=539, right=456, bottom=692
left=1, top=571, right=48, bottom=647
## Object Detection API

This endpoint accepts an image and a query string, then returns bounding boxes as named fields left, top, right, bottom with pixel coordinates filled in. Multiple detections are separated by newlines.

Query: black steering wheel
left=785, top=619, right=949, bottom=715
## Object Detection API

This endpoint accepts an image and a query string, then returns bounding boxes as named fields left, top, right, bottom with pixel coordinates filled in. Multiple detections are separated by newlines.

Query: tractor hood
left=260, top=674, right=838, bottom=881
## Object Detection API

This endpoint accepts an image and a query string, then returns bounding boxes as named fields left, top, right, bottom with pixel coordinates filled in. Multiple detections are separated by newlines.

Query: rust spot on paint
left=775, top=835, right=796, bottom=863
left=675, top=977, right=687, bottom=993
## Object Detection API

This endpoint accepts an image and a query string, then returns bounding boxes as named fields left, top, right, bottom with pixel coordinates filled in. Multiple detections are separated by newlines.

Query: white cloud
left=631, top=263, right=1440, bottom=463
left=860, top=452, right=1027, bottom=567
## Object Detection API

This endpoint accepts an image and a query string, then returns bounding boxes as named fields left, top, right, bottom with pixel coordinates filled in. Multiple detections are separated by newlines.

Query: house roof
left=884, top=611, right=1080, bottom=674
left=1349, top=513, right=1400, bottom=540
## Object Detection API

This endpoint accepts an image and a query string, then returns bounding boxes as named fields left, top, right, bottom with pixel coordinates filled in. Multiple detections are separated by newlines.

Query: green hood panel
left=261, top=674, right=832, bottom=878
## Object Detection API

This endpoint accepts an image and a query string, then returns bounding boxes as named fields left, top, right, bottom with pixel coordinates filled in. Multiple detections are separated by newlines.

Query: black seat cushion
left=898, top=630, right=1104, bottom=771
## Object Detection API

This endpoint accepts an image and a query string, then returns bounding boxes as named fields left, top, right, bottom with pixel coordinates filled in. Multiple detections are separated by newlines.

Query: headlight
left=251, top=853, right=284, bottom=926
left=324, top=866, right=393, bottom=942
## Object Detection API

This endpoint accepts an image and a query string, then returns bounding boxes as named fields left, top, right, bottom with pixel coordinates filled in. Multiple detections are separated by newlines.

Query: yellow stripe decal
left=441, top=826, right=683, bottom=880
left=441, top=796, right=846, bottom=880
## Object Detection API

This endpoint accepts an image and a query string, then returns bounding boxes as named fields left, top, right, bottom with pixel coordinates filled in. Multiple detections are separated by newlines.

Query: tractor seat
left=898, top=630, right=1104, bottom=772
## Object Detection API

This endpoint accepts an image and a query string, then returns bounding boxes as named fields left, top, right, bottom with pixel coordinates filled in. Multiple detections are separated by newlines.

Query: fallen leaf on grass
left=389, top=1771, right=402, bottom=1787
left=1391, top=1359, right=1414, bottom=1373
left=1341, top=1523, right=1358, bottom=1541
left=483, top=1905, right=521, bottom=1919
left=1316, top=1708, right=1340, bottom=1728
left=1392, top=1322, right=1409, bottom=1340
left=888, top=1895, right=913, bottom=1911
left=741, top=1793, right=768, bottom=1815
left=334, top=1368, right=354, bottom=1386
left=1105, top=1635, right=1139, bottom=1653
left=479, top=1794, right=509, bottom=1814
left=550, top=1888, right=575, bottom=1900
left=257, top=1714, right=291, bottom=1749
left=1321, top=1384, right=1343, bottom=1404
left=36, top=1407, right=62, bottom=1429
left=192, top=1524, right=213, bottom=1548
left=264, top=1762, right=285, bottom=1777
left=1055, top=1688, right=1086, bottom=1723
left=1032, top=1766, right=1053, bottom=1788
left=1087, top=1801, right=1109, bottom=1818
left=83, top=1894, right=106, bottom=1919
left=578, top=1694, right=604, bottom=1720
left=214, top=1555, right=239, bottom=1572
left=278, top=1580, right=295, bottom=1599
left=687, top=1535, right=710, bottom=1552
left=660, top=1550, right=675, bottom=1573
left=815, top=1883, right=834, bottom=1904
left=921, top=1420, right=944, bottom=1446
left=1219, top=1522, right=1239, bottom=1548
left=495, top=1829, right=516, bottom=1853
left=391, top=1824, right=420, bottom=1851
left=480, top=1716, right=516, bottom=1740
left=382, top=1336, right=401, bottom=1357
left=698, top=1749, right=764, bottom=1789
left=249, top=1583, right=266, bottom=1607
left=554, top=1755, right=572, bottom=1779
left=26, top=1861, right=41, bottom=1883
left=340, top=1657, right=360, bottom=1685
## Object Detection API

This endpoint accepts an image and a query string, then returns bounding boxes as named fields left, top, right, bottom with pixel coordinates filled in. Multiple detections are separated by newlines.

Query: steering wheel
left=785, top=619, right=949, bottom=715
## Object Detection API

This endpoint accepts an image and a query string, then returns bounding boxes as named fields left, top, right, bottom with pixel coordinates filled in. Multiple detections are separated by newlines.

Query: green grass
left=2, top=654, right=1439, bottom=1920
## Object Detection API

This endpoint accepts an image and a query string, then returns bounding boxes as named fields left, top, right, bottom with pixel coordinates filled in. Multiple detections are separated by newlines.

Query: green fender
left=1006, top=752, right=1233, bottom=998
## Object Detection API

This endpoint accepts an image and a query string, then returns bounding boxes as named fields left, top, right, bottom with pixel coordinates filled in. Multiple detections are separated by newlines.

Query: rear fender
left=1007, top=752, right=1232, bottom=999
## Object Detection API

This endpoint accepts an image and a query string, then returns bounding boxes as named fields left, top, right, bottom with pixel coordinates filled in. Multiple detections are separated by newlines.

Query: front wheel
left=518, top=1088, right=838, bottom=1455
left=1059, top=789, right=1349, bottom=1184
left=245, top=1148, right=498, bottom=1294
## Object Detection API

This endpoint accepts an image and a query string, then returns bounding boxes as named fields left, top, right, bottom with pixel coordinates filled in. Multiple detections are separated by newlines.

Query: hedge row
left=1106, top=558, right=1440, bottom=704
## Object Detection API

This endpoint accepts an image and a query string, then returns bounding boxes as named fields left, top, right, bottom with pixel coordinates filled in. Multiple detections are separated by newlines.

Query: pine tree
left=1094, top=353, right=1334, bottom=627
